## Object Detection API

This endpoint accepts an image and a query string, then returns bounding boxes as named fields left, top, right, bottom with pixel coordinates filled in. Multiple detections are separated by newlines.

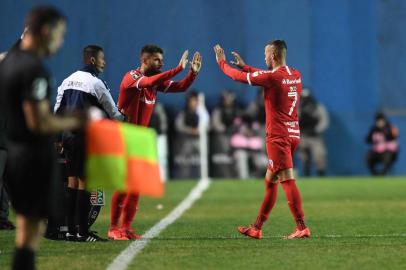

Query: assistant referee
left=0, top=6, right=86, bottom=270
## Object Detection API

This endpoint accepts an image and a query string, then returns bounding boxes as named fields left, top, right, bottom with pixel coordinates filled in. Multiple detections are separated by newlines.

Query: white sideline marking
left=106, top=178, right=211, bottom=270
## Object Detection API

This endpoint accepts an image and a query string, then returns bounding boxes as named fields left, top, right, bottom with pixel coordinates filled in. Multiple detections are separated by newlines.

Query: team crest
left=32, top=77, right=47, bottom=100
left=130, top=70, right=140, bottom=80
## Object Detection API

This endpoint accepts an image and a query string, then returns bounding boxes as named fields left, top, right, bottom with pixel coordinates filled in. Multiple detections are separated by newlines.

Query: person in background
left=210, top=90, right=240, bottom=177
left=0, top=26, right=28, bottom=232
left=174, top=91, right=201, bottom=178
left=0, top=52, right=14, bottom=230
left=366, top=112, right=399, bottom=176
left=297, top=88, right=329, bottom=176
left=0, top=96, right=15, bottom=230
left=230, top=114, right=267, bottom=179
left=241, top=87, right=269, bottom=178
left=245, top=87, right=266, bottom=134
left=149, top=102, right=169, bottom=181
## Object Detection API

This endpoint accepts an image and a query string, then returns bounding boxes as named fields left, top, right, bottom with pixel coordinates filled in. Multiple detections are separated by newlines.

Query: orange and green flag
left=85, top=120, right=163, bottom=197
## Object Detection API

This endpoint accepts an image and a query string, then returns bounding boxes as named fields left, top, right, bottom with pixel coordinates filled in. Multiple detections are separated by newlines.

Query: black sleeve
left=22, top=64, right=51, bottom=102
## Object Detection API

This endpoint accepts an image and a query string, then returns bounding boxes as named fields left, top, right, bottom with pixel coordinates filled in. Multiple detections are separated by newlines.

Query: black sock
left=12, top=247, right=35, bottom=270
left=66, top=187, right=78, bottom=234
left=76, top=189, right=90, bottom=235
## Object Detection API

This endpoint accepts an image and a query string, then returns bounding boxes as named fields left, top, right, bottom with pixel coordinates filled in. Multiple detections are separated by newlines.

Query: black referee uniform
left=0, top=46, right=57, bottom=218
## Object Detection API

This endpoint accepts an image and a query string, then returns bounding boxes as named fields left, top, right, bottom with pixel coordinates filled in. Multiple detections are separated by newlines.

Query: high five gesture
left=178, top=50, right=189, bottom=69
left=190, top=52, right=202, bottom=74
left=230, top=51, right=246, bottom=68
left=213, top=44, right=226, bottom=63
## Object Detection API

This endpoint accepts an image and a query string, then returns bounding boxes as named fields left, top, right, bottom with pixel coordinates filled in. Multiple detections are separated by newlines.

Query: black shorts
left=63, top=132, right=85, bottom=178
left=6, top=141, right=58, bottom=219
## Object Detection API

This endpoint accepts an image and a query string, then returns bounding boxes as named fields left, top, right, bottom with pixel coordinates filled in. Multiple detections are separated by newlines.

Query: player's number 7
left=288, top=91, right=297, bottom=116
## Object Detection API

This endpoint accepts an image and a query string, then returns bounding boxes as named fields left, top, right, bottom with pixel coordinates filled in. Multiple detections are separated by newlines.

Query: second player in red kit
left=109, top=45, right=202, bottom=240
left=214, top=40, right=310, bottom=239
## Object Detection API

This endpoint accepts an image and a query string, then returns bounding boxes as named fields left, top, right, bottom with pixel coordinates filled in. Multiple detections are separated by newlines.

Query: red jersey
left=118, top=66, right=197, bottom=126
left=218, top=60, right=302, bottom=140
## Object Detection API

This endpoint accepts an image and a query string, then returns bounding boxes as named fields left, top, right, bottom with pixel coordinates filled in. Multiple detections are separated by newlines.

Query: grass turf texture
left=1, top=177, right=406, bottom=269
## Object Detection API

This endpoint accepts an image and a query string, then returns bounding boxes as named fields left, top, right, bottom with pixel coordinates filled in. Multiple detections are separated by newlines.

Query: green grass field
left=1, top=177, right=406, bottom=269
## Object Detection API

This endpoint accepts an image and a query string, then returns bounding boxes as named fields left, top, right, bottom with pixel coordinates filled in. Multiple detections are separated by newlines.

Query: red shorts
left=266, top=136, right=300, bottom=173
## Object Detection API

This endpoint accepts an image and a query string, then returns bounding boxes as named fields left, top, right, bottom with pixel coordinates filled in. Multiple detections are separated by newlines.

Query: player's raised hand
left=178, top=50, right=189, bottom=69
left=213, top=44, right=226, bottom=63
left=190, top=52, right=202, bottom=74
left=230, top=51, right=246, bottom=68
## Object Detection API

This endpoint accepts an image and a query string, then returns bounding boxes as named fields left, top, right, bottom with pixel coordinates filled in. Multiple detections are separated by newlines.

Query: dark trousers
left=367, top=150, right=398, bottom=176
left=0, top=149, right=9, bottom=221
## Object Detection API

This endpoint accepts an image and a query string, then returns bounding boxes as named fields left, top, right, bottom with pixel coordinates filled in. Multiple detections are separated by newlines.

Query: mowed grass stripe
left=132, top=178, right=406, bottom=270
left=1, top=178, right=405, bottom=270
left=107, top=179, right=210, bottom=270
left=0, top=181, right=197, bottom=270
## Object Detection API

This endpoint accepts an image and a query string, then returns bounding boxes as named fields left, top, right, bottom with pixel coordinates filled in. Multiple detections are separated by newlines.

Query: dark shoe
left=76, top=231, right=108, bottom=242
left=65, top=232, right=76, bottom=241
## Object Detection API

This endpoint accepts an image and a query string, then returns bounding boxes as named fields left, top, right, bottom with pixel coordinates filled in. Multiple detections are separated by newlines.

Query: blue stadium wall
left=1, top=0, right=405, bottom=175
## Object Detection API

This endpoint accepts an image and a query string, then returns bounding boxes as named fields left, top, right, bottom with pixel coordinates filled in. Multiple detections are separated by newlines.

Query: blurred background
left=1, top=0, right=405, bottom=177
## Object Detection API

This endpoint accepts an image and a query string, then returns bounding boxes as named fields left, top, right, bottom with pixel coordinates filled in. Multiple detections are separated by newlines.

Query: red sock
left=281, top=179, right=306, bottom=230
left=254, top=180, right=279, bottom=229
left=110, top=192, right=127, bottom=228
left=122, top=193, right=140, bottom=229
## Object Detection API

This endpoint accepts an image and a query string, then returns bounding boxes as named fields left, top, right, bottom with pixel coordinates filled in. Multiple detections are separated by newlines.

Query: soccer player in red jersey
left=108, top=45, right=202, bottom=240
left=214, top=40, right=310, bottom=239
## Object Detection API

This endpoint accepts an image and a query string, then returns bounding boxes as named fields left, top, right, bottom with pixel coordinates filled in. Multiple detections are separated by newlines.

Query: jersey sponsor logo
left=251, top=70, right=271, bottom=77
left=32, top=77, right=48, bottom=100
left=284, top=121, right=299, bottom=127
left=130, top=70, right=141, bottom=80
left=67, top=80, right=84, bottom=88
left=268, top=159, right=274, bottom=169
left=287, top=128, right=300, bottom=134
left=282, top=78, right=301, bottom=85
left=289, top=86, right=297, bottom=92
